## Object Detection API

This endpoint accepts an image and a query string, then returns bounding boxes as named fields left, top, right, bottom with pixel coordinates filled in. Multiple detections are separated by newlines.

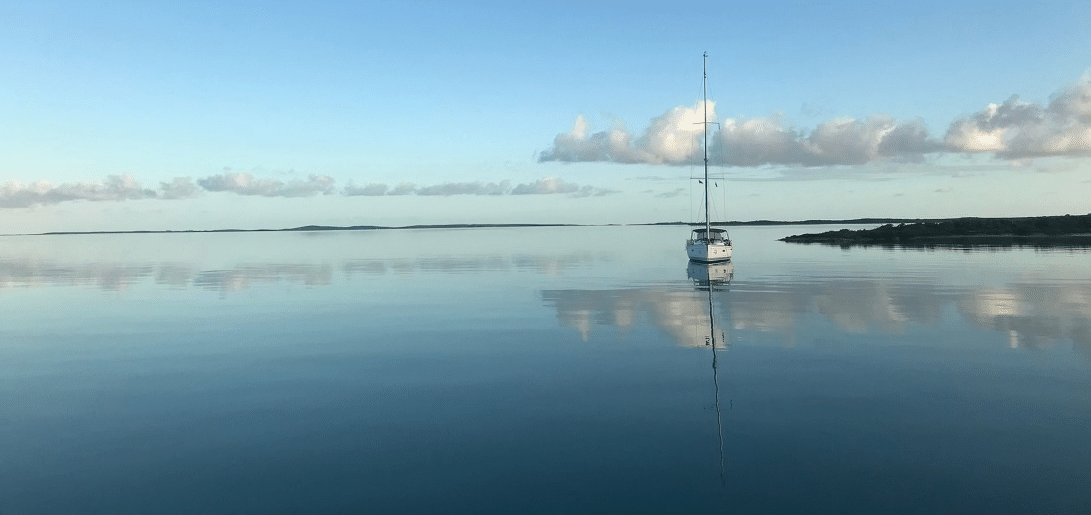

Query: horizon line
left=6, top=214, right=1089, bottom=237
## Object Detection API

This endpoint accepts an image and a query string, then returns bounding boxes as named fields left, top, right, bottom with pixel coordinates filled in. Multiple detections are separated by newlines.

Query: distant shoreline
left=781, top=214, right=1091, bottom=247
left=5, top=215, right=1089, bottom=238
left=7, top=218, right=927, bottom=237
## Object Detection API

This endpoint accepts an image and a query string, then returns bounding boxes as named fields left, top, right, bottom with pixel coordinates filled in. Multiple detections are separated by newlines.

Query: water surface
left=2, top=226, right=1089, bottom=514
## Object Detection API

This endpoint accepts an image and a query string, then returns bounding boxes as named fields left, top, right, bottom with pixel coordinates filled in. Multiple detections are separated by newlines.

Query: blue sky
left=2, top=1, right=1090, bottom=233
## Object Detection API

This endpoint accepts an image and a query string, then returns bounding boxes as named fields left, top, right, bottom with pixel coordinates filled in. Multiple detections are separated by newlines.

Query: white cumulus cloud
left=197, top=172, right=336, bottom=197
left=511, top=177, right=581, bottom=195
left=944, top=85, right=1091, bottom=158
left=416, top=181, right=511, bottom=196
left=158, top=177, right=202, bottom=200
left=539, top=101, right=713, bottom=165
left=337, top=178, right=615, bottom=197
left=342, top=182, right=389, bottom=196
left=543, top=75, right=1091, bottom=168
left=2, top=175, right=165, bottom=208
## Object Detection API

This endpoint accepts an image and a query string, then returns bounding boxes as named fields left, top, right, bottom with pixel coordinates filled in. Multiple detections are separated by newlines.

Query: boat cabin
left=689, top=227, right=730, bottom=244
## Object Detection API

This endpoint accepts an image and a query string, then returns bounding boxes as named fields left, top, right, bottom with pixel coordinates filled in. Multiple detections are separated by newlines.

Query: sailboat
left=686, top=52, right=733, bottom=263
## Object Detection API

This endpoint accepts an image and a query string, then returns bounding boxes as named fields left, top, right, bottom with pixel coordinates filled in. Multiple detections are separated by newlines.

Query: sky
left=2, top=0, right=1090, bottom=233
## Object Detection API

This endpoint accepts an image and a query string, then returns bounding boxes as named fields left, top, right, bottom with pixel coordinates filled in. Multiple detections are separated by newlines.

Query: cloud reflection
left=0, top=258, right=155, bottom=291
left=958, top=286, right=1091, bottom=355
left=0, top=251, right=597, bottom=292
left=542, top=278, right=1091, bottom=358
left=192, top=264, right=334, bottom=292
left=542, top=288, right=725, bottom=348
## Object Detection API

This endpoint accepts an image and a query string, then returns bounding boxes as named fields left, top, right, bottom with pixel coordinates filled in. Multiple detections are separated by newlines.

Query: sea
left=2, top=225, right=1089, bottom=514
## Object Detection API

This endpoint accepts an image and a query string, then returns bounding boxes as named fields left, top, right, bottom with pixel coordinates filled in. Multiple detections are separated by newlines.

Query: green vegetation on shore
left=781, top=214, right=1091, bottom=247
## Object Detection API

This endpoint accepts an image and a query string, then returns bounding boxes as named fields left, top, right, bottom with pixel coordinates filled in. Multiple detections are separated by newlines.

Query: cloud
left=1, top=174, right=161, bottom=208
left=0, top=170, right=612, bottom=209
left=716, top=115, right=943, bottom=166
left=338, top=177, right=616, bottom=198
left=542, top=75, right=1091, bottom=168
left=158, top=177, right=202, bottom=200
left=511, top=177, right=580, bottom=195
left=197, top=172, right=336, bottom=197
left=945, top=81, right=1091, bottom=159
left=416, top=180, right=511, bottom=196
left=539, top=102, right=712, bottom=165
left=944, top=95, right=1044, bottom=153
left=388, top=182, right=417, bottom=195
left=542, top=107, right=942, bottom=167
left=507, top=177, right=616, bottom=197
left=343, top=182, right=388, bottom=196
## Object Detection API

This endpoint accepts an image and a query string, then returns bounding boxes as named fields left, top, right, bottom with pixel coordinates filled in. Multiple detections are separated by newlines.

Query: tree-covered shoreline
left=781, top=214, right=1091, bottom=247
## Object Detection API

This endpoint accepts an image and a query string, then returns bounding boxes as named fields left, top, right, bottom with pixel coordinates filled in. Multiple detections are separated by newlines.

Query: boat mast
left=702, top=52, right=711, bottom=237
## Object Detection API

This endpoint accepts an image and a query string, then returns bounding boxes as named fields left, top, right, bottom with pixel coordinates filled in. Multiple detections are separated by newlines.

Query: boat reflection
left=687, top=261, right=734, bottom=291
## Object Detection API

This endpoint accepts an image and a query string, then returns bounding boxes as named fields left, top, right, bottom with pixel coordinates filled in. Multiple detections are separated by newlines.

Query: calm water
left=2, top=226, right=1089, bottom=514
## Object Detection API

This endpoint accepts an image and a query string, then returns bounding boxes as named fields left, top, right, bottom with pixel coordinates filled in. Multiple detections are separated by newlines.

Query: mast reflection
left=688, top=261, right=731, bottom=487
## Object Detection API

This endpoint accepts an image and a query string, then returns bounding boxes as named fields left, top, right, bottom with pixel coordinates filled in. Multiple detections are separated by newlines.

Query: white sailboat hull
left=686, top=241, right=732, bottom=263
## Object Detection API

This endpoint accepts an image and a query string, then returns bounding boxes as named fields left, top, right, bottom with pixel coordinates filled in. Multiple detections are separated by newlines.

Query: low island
left=780, top=214, right=1091, bottom=247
